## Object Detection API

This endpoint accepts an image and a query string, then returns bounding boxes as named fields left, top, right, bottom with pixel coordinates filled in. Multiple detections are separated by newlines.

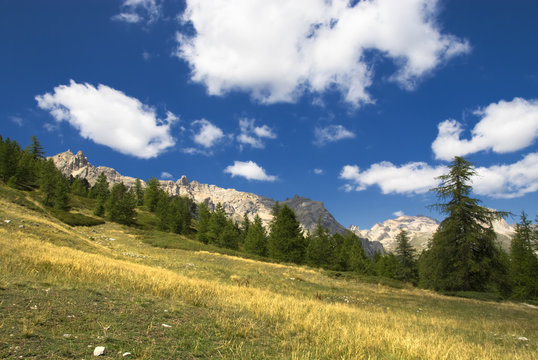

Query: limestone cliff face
left=50, top=150, right=383, bottom=255
left=350, top=215, right=515, bottom=253
left=50, top=150, right=275, bottom=226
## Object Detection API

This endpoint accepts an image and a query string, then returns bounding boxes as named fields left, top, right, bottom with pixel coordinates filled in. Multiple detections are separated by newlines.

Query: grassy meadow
left=0, top=186, right=536, bottom=359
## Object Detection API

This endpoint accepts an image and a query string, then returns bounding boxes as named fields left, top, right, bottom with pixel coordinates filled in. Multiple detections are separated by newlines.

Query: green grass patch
left=48, top=209, right=105, bottom=227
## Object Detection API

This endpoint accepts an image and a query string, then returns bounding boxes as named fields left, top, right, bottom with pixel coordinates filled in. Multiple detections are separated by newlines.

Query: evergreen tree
left=0, top=137, right=21, bottom=183
left=15, top=149, right=36, bottom=188
left=419, top=157, right=508, bottom=292
left=39, top=159, right=59, bottom=207
left=144, top=177, right=161, bottom=212
left=105, top=183, right=136, bottom=225
left=240, top=212, right=251, bottom=244
left=268, top=204, right=306, bottom=264
left=510, top=212, right=538, bottom=300
left=374, top=253, right=402, bottom=279
left=244, top=214, right=268, bottom=256
left=70, top=177, right=88, bottom=197
left=27, top=135, right=45, bottom=160
left=53, top=171, right=70, bottom=210
left=305, top=220, right=335, bottom=268
left=219, top=219, right=240, bottom=249
left=343, top=232, right=373, bottom=274
left=395, top=229, right=418, bottom=283
left=207, top=203, right=227, bottom=245
left=134, top=178, right=144, bottom=206
left=196, top=202, right=211, bottom=244
left=157, top=195, right=193, bottom=235
left=91, top=173, right=109, bottom=216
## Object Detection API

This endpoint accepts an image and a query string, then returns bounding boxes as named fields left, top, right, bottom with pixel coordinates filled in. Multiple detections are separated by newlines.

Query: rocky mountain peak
left=351, top=214, right=515, bottom=253
left=50, top=150, right=385, bottom=256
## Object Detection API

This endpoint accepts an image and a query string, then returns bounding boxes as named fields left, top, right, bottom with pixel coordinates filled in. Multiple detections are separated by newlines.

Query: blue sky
left=1, top=0, right=537, bottom=229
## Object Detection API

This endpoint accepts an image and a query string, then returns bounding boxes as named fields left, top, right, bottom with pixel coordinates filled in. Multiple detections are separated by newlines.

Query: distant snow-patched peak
left=350, top=215, right=515, bottom=253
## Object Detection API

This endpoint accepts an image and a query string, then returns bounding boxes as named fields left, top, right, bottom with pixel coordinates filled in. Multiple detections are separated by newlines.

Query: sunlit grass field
left=0, top=187, right=536, bottom=359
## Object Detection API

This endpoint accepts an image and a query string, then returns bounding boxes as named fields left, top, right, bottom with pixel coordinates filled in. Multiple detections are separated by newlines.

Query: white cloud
left=473, top=153, right=538, bottom=199
left=237, top=118, right=276, bottom=149
left=35, top=80, right=177, bottom=159
left=393, top=210, right=404, bottom=217
left=191, top=119, right=224, bottom=148
left=341, top=153, right=538, bottom=199
left=314, top=125, right=355, bottom=145
left=112, top=0, right=160, bottom=24
left=176, top=0, right=469, bottom=105
left=224, top=161, right=277, bottom=181
left=314, top=168, right=324, bottom=175
left=160, top=171, right=173, bottom=180
left=10, top=116, right=23, bottom=126
left=432, top=98, right=538, bottom=160
left=340, top=162, right=446, bottom=194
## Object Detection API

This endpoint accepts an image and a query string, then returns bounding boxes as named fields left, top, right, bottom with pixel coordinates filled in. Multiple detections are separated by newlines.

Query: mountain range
left=50, top=150, right=384, bottom=255
left=350, top=215, right=515, bottom=253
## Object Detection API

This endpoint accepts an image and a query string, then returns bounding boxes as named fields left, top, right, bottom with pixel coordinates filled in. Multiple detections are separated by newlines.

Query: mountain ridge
left=350, top=214, right=515, bottom=253
left=50, top=150, right=384, bottom=256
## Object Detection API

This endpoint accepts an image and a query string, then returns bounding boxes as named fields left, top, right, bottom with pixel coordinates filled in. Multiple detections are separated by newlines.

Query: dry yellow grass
left=0, top=197, right=536, bottom=359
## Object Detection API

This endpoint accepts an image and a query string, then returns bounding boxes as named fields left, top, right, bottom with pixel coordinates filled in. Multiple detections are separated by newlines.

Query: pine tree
left=375, top=253, right=402, bottom=279
left=419, top=157, right=508, bottom=292
left=53, top=172, right=70, bottom=210
left=28, top=135, right=45, bottom=160
left=105, top=183, right=136, bottom=225
left=343, top=232, right=373, bottom=274
left=134, top=178, right=144, bottom=206
left=208, top=203, right=227, bottom=245
left=395, top=229, right=418, bottom=283
left=268, top=204, right=306, bottom=264
left=305, top=220, right=335, bottom=268
left=219, top=219, right=239, bottom=249
left=510, top=212, right=538, bottom=300
left=39, top=159, right=59, bottom=207
left=244, top=214, right=268, bottom=256
left=70, top=177, right=88, bottom=197
left=144, top=177, right=161, bottom=212
left=91, top=173, right=109, bottom=216
left=240, top=212, right=251, bottom=244
left=196, top=202, right=211, bottom=244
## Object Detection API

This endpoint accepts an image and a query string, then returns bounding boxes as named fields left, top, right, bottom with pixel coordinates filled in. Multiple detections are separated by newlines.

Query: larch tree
left=419, top=156, right=509, bottom=292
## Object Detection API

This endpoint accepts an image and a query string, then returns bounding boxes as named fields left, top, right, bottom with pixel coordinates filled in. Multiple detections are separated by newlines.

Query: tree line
left=1, top=135, right=537, bottom=300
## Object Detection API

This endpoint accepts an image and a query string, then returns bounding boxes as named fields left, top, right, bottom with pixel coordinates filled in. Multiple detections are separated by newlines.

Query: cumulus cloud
left=432, top=98, right=538, bottom=160
left=176, top=0, right=469, bottom=105
left=314, top=168, right=324, bottom=175
left=340, top=161, right=446, bottom=194
left=237, top=118, right=276, bottom=149
left=314, top=125, right=355, bottom=145
left=341, top=153, right=538, bottom=199
left=473, top=153, right=538, bottom=199
left=191, top=119, right=224, bottom=148
left=35, top=80, right=177, bottom=159
left=393, top=210, right=404, bottom=217
left=224, top=161, right=277, bottom=181
left=112, top=0, right=160, bottom=24
left=160, top=171, right=173, bottom=180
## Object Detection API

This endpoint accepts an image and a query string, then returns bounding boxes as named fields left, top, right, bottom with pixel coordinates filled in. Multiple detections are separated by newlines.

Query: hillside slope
left=50, top=150, right=383, bottom=255
left=0, top=186, right=536, bottom=359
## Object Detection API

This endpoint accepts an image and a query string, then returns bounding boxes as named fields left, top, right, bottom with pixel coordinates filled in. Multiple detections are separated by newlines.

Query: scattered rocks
left=518, top=336, right=529, bottom=341
left=93, top=346, right=106, bottom=356
left=122, top=352, right=132, bottom=357
left=63, top=333, right=71, bottom=338
left=19, top=225, right=24, bottom=229
left=3, top=219, right=11, bottom=224
left=162, top=323, right=172, bottom=328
